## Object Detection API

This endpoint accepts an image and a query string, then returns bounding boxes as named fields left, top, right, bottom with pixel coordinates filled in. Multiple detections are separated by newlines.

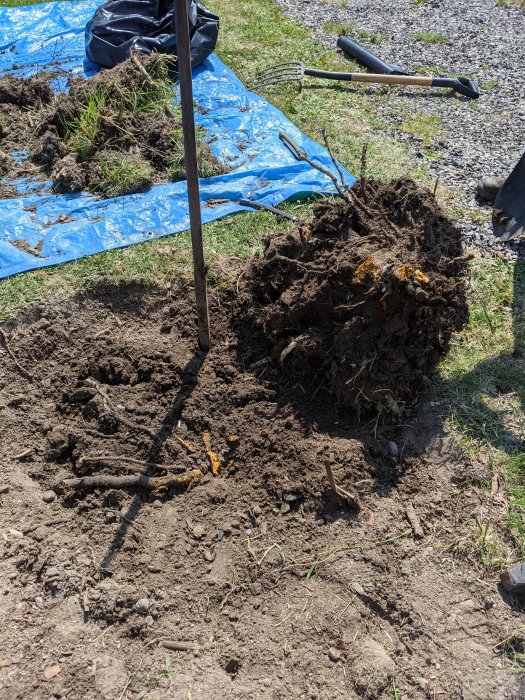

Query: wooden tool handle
left=350, top=73, right=432, bottom=87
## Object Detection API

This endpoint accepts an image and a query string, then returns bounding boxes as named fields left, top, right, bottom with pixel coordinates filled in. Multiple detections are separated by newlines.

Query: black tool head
left=453, top=77, right=480, bottom=99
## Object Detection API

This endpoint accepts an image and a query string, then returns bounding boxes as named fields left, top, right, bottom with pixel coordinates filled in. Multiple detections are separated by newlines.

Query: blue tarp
left=0, top=1, right=355, bottom=279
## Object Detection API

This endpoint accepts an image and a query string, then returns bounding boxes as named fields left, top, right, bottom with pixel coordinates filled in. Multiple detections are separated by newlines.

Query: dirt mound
left=246, top=178, right=469, bottom=410
left=0, top=55, right=223, bottom=198
left=0, top=74, right=52, bottom=107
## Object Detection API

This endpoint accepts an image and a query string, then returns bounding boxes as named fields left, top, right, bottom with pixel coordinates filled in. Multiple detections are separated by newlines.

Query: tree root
left=57, top=469, right=202, bottom=493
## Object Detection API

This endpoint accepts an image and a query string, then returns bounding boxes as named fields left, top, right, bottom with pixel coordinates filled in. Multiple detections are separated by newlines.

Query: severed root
left=57, top=469, right=202, bottom=493
left=77, top=455, right=188, bottom=474
left=405, top=502, right=424, bottom=538
left=86, top=378, right=157, bottom=439
left=0, top=327, right=33, bottom=380
left=202, top=432, right=221, bottom=475
left=173, top=434, right=196, bottom=453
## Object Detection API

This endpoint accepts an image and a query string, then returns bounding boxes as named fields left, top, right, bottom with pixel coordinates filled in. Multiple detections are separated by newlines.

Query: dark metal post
left=174, top=0, right=210, bottom=351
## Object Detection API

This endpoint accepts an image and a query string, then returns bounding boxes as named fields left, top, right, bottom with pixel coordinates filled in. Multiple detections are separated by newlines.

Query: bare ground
left=0, top=278, right=524, bottom=700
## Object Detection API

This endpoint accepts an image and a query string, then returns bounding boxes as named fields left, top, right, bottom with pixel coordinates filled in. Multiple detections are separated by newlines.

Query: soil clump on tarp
left=0, top=54, right=223, bottom=198
left=244, top=178, right=470, bottom=411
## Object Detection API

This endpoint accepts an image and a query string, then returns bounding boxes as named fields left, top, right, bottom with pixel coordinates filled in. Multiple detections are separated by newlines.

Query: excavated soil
left=0, top=273, right=524, bottom=699
left=246, top=179, right=470, bottom=410
left=0, top=55, right=222, bottom=198
left=0, top=182, right=522, bottom=698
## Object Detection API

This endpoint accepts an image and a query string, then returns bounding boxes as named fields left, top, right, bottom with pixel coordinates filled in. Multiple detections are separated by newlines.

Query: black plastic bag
left=85, top=0, right=219, bottom=69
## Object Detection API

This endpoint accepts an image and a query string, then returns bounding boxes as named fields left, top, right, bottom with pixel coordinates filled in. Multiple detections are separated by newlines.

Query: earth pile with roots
left=0, top=53, right=223, bottom=198
left=246, top=178, right=470, bottom=411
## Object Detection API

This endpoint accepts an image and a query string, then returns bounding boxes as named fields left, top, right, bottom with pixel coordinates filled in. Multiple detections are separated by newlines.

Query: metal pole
left=173, top=0, right=210, bottom=351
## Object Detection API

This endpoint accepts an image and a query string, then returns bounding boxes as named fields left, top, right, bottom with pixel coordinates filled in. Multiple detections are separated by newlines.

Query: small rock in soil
left=134, top=598, right=151, bottom=615
left=42, top=490, right=56, bottom=503
left=250, top=582, right=263, bottom=596
left=43, top=664, right=61, bottom=681
left=203, top=548, right=215, bottom=562
left=500, top=562, right=525, bottom=595
left=388, top=441, right=399, bottom=458
left=328, top=647, right=344, bottom=662
left=0, top=485, right=9, bottom=494
left=192, top=524, right=206, bottom=540
left=44, top=425, right=72, bottom=461
left=9, top=529, right=23, bottom=539
left=282, top=492, right=302, bottom=502
left=351, top=581, right=366, bottom=596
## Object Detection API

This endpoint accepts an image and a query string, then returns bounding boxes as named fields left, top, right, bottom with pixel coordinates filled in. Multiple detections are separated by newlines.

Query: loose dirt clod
left=246, top=178, right=469, bottom=410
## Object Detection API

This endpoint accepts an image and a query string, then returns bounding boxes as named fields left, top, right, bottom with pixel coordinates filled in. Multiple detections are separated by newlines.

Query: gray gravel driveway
left=276, top=0, right=525, bottom=257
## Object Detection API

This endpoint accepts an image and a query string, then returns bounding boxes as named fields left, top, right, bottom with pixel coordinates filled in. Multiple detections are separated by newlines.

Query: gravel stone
left=134, top=598, right=151, bottom=615
left=388, top=441, right=399, bottom=458
left=501, top=562, right=525, bottom=594
left=275, top=0, right=525, bottom=258
left=192, top=524, right=206, bottom=540
left=328, top=647, right=344, bottom=662
left=42, top=490, right=56, bottom=503
left=250, top=582, right=263, bottom=596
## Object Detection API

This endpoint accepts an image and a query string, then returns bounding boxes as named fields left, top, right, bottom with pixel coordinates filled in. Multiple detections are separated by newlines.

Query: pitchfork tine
left=249, top=61, right=305, bottom=89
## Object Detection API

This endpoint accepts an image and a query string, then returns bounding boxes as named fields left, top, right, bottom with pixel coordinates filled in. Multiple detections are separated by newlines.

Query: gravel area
left=276, top=0, right=525, bottom=258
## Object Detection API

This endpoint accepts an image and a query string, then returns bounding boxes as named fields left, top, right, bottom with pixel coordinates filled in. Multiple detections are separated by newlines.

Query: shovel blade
left=495, top=152, right=525, bottom=226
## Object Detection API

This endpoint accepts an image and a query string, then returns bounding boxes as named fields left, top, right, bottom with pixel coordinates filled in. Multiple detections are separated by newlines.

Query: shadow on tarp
left=0, top=0, right=355, bottom=280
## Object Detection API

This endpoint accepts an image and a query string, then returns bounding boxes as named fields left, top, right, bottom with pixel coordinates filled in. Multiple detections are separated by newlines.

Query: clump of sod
left=33, top=53, right=223, bottom=197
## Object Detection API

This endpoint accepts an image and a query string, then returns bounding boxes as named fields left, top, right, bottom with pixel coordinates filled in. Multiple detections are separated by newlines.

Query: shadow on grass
left=435, top=256, right=525, bottom=541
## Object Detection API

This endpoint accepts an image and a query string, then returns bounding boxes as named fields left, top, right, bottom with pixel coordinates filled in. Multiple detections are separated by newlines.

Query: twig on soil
left=78, top=455, right=187, bottom=474
left=324, top=460, right=358, bottom=503
left=130, top=54, right=156, bottom=86
left=85, top=378, right=157, bottom=439
left=492, top=626, right=525, bottom=650
left=271, top=253, right=326, bottom=275
left=57, top=469, right=202, bottom=493
left=359, top=142, right=369, bottom=201
left=161, top=640, right=198, bottom=651
left=405, top=502, right=424, bottom=538
left=433, top=177, right=439, bottom=197
left=321, top=128, right=349, bottom=193
left=0, top=328, right=33, bottom=380
left=279, top=131, right=352, bottom=204
left=22, top=518, right=69, bottom=535
left=13, top=448, right=32, bottom=460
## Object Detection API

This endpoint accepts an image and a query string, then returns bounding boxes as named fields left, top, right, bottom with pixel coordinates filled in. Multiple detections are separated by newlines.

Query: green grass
left=413, top=31, right=448, bottom=44
left=437, top=256, right=525, bottom=557
left=397, top=110, right=444, bottom=151
left=93, top=152, right=153, bottom=197
left=322, top=21, right=356, bottom=37
left=322, top=21, right=384, bottom=44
